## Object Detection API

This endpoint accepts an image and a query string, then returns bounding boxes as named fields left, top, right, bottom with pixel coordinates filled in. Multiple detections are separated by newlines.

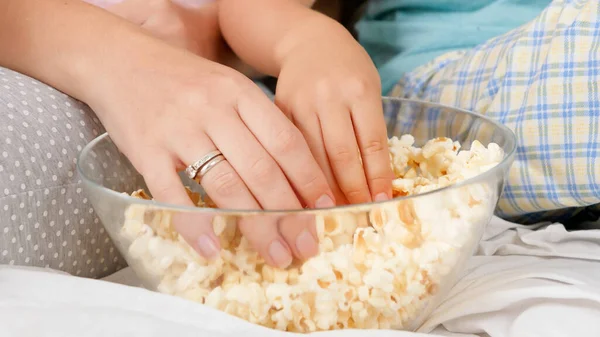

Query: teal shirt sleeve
left=356, top=0, right=552, bottom=94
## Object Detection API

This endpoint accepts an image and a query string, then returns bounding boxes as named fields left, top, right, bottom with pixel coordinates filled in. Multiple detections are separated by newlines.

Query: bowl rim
left=76, top=97, right=517, bottom=215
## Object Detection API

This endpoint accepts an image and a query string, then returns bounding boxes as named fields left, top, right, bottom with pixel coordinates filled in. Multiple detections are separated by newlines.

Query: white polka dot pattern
left=0, top=67, right=126, bottom=278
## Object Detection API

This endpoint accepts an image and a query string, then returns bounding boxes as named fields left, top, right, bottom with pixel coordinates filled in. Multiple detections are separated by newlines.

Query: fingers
left=199, top=159, right=297, bottom=268
left=140, top=152, right=221, bottom=260
left=175, top=134, right=312, bottom=268
left=319, top=103, right=372, bottom=204
left=168, top=82, right=324, bottom=266
left=238, top=214, right=317, bottom=267
left=204, top=114, right=321, bottom=265
left=175, top=135, right=290, bottom=267
left=350, top=96, right=394, bottom=201
left=192, top=153, right=260, bottom=211
left=282, top=102, right=349, bottom=205
left=205, top=114, right=303, bottom=210
left=277, top=214, right=319, bottom=260
left=174, top=127, right=260, bottom=211
left=235, top=88, right=335, bottom=209
left=237, top=216, right=293, bottom=268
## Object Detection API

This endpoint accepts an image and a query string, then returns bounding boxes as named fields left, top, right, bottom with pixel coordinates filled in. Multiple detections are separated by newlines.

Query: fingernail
left=375, top=193, right=389, bottom=202
left=296, top=229, right=319, bottom=259
left=269, top=239, right=292, bottom=268
left=197, top=234, right=220, bottom=259
left=315, top=194, right=335, bottom=208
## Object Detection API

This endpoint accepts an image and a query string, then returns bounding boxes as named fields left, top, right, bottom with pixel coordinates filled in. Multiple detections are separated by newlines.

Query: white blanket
left=2, top=217, right=600, bottom=337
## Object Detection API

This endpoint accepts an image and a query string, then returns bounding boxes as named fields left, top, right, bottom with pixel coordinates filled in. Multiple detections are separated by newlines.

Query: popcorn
left=120, top=136, right=503, bottom=332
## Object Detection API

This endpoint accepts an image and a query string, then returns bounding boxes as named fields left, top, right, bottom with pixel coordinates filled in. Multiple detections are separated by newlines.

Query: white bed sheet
left=1, top=216, right=600, bottom=337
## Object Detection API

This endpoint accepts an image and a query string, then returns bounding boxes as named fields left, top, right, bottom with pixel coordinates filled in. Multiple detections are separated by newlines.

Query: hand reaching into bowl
left=97, top=0, right=395, bottom=206
left=1, top=0, right=391, bottom=268
left=94, top=0, right=393, bottom=254
left=3, top=0, right=336, bottom=268
left=93, top=0, right=394, bottom=264
left=219, top=0, right=395, bottom=205
left=84, top=31, right=338, bottom=268
left=274, top=20, right=394, bottom=206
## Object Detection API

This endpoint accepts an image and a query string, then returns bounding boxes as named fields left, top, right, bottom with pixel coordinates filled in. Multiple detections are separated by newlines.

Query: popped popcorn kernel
left=120, top=136, right=503, bottom=332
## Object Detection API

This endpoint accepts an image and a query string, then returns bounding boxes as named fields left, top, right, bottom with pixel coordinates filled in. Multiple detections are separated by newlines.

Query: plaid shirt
left=389, top=0, right=600, bottom=224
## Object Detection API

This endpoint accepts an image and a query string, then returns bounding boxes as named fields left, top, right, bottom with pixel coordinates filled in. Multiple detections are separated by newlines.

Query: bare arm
left=217, top=0, right=347, bottom=77
left=0, top=0, right=337, bottom=266
left=0, top=0, right=158, bottom=105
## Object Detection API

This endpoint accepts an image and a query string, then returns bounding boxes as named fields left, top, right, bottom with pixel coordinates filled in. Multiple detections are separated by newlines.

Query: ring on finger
left=197, top=154, right=227, bottom=182
left=185, top=150, right=222, bottom=179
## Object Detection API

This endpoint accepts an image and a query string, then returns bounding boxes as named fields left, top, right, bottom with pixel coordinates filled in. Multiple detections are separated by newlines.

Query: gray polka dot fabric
left=0, top=66, right=126, bottom=278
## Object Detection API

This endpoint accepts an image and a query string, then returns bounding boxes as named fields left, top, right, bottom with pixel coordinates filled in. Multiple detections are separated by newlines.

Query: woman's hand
left=85, top=34, right=334, bottom=269
left=1, top=0, right=331, bottom=268
left=275, top=22, right=395, bottom=205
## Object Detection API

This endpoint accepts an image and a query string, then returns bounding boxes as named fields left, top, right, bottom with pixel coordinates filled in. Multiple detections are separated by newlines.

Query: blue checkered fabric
left=388, top=0, right=600, bottom=224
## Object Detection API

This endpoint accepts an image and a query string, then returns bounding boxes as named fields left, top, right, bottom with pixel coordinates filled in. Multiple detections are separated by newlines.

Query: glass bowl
left=77, top=97, right=516, bottom=332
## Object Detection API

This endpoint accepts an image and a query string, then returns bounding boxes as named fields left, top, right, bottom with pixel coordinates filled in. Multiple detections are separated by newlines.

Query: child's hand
left=274, top=23, right=395, bottom=205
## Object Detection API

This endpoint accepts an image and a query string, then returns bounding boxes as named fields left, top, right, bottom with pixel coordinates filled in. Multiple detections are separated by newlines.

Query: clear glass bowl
left=77, top=97, right=516, bottom=332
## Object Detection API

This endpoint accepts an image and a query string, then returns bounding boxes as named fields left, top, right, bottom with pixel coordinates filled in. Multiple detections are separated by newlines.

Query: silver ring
left=185, top=150, right=222, bottom=180
left=198, top=155, right=226, bottom=181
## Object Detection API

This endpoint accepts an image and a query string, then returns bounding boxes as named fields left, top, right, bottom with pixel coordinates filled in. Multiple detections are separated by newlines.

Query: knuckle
left=368, top=175, right=394, bottom=188
left=344, top=77, right=371, bottom=98
left=212, top=72, right=244, bottom=91
left=298, top=173, right=321, bottom=198
left=249, top=156, right=278, bottom=185
left=207, top=74, right=245, bottom=101
left=314, top=79, right=336, bottom=104
left=175, top=72, right=244, bottom=109
left=330, top=145, right=356, bottom=165
left=342, top=186, right=369, bottom=202
left=175, top=87, right=210, bottom=109
left=362, top=140, right=387, bottom=156
left=207, top=168, right=245, bottom=198
left=302, top=173, right=321, bottom=191
left=272, top=127, right=302, bottom=154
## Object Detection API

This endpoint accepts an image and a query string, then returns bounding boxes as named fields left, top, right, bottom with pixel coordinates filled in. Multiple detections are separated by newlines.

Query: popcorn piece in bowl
left=120, top=135, right=503, bottom=332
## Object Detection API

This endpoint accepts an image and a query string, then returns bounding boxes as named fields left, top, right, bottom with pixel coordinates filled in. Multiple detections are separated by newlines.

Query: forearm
left=218, top=0, right=344, bottom=77
left=0, top=0, right=158, bottom=105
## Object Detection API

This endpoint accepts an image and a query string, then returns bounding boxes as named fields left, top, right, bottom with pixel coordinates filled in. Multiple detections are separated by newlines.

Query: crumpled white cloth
left=1, top=216, right=600, bottom=337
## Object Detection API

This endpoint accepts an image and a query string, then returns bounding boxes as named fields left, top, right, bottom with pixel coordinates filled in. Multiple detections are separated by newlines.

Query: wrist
left=274, top=17, right=351, bottom=71
left=0, top=0, right=159, bottom=107
left=46, top=10, right=164, bottom=108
